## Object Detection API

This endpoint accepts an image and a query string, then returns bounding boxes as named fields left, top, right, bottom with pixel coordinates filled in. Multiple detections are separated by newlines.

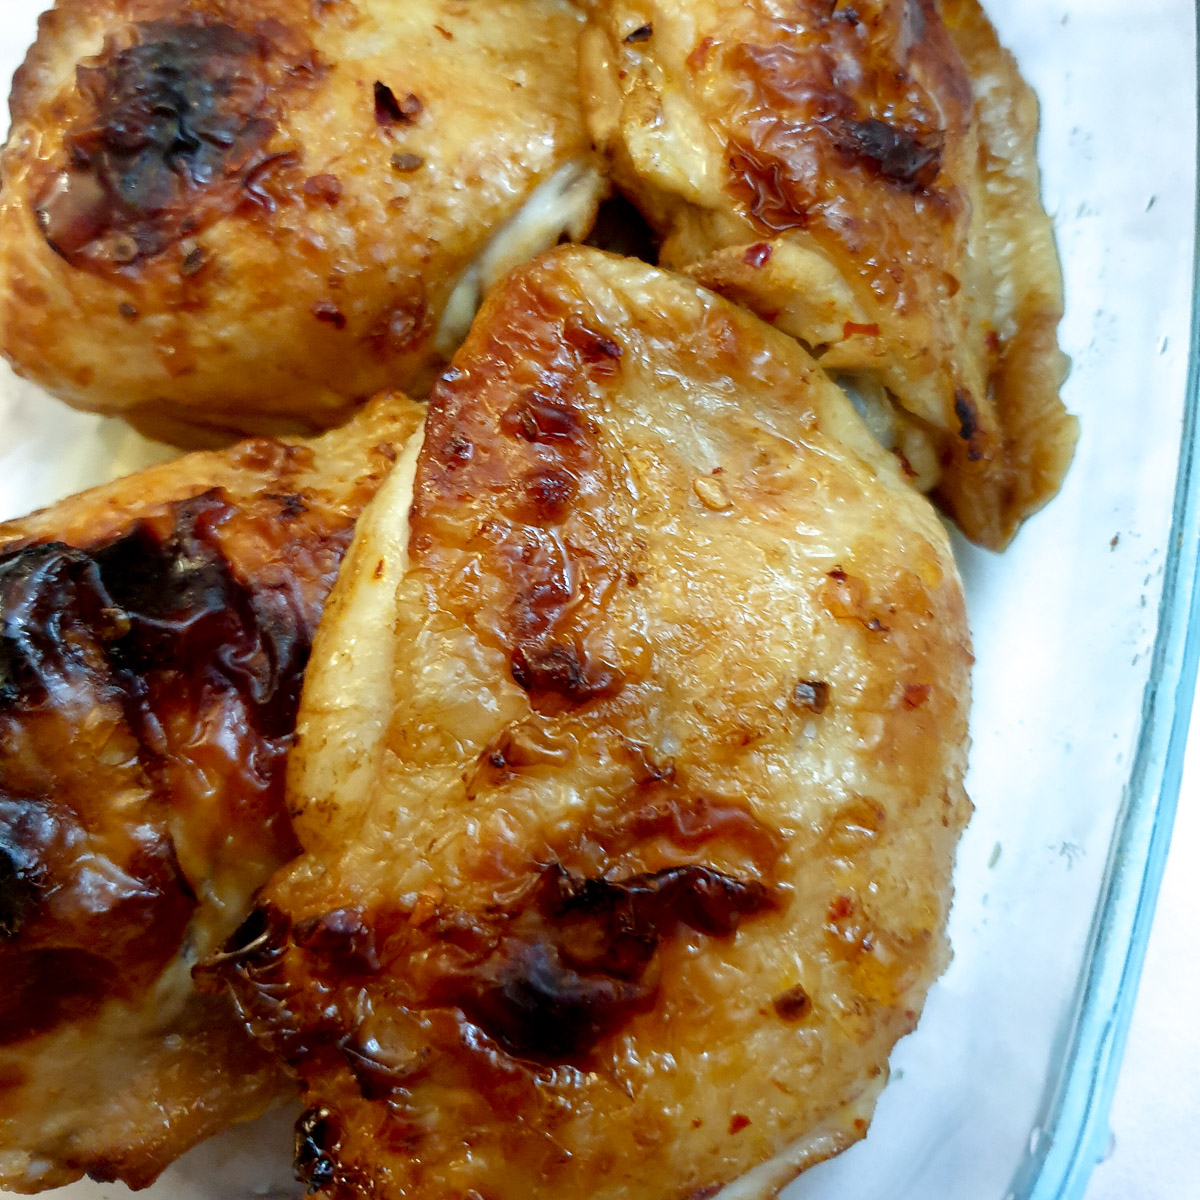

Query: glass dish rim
left=1014, top=19, right=1200, bottom=1197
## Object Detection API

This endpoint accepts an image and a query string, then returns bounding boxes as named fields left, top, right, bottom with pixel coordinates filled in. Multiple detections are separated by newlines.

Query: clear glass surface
left=0, top=3, right=1195, bottom=1198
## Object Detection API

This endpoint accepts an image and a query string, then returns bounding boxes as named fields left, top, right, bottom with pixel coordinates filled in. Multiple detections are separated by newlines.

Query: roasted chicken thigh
left=582, top=0, right=1077, bottom=548
left=215, top=248, right=973, bottom=1200
left=0, top=394, right=424, bottom=1192
left=0, top=0, right=604, bottom=443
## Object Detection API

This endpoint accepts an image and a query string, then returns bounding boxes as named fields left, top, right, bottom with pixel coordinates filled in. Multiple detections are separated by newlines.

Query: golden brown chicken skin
left=582, top=0, right=1077, bottom=549
left=0, top=394, right=424, bottom=1192
left=0, top=0, right=605, bottom=444
left=212, top=247, right=972, bottom=1200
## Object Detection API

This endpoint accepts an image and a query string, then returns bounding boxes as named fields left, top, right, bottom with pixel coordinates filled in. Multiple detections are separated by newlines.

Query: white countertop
left=1085, top=692, right=1200, bottom=1198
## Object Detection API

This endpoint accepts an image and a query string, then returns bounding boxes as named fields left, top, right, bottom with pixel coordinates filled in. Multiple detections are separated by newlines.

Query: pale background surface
left=1085, top=697, right=1200, bottom=1199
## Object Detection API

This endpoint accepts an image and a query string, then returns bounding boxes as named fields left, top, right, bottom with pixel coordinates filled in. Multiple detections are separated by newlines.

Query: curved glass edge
left=1013, top=14, right=1200, bottom=1198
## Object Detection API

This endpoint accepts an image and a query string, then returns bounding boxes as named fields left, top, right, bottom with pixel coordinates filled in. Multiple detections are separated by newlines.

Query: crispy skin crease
left=217, top=248, right=972, bottom=1200
left=0, top=0, right=605, bottom=443
left=581, top=0, right=1077, bottom=548
left=0, top=393, right=425, bottom=1193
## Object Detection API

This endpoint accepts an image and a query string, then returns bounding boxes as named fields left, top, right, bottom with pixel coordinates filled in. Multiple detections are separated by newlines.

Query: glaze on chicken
left=0, top=394, right=424, bottom=1192
left=582, top=0, right=1077, bottom=548
left=214, top=248, right=972, bottom=1200
left=0, top=0, right=604, bottom=443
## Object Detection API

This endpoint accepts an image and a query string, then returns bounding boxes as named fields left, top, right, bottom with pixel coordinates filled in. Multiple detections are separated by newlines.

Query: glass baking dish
left=0, top=2, right=1196, bottom=1198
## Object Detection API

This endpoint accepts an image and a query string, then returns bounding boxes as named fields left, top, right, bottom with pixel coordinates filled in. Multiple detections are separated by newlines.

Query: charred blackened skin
left=0, top=845, right=34, bottom=939
left=0, top=493, right=316, bottom=1041
left=792, top=679, right=830, bottom=714
left=953, top=390, right=985, bottom=461
left=295, top=1107, right=340, bottom=1194
left=510, top=642, right=620, bottom=702
left=35, top=20, right=317, bottom=267
left=831, top=118, right=943, bottom=190
left=374, top=81, right=422, bottom=126
left=436, top=863, right=776, bottom=1062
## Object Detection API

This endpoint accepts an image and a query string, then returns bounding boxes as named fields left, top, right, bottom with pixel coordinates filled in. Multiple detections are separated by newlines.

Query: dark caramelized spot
left=623, top=24, right=653, bottom=44
left=772, top=982, right=812, bottom=1021
left=562, top=318, right=623, bottom=367
left=0, top=842, right=36, bottom=940
left=374, top=81, right=422, bottom=126
left=832, top=118, right=943, bottom=190
left=953, top=389, right=985, bottom=461
left=295, top=1107, right=340, bottom=1193
left=303, top=173, right=342, bottom=204
left=521, top=467, right=577, bottom=521
left=313, top=302, right=347, bottom=330
left=35, top=20, right=321, bottom=270
left=294, top=908, right=380, bottom=975
left=433, top=863, right=775, bottom=1062
left=390, top=151, right=424, bottom=173
left=791, top=679, right=830, bottom=714
left=501, top=394, right=590, bottom=444
left=510, top=642, right=620, bottom=702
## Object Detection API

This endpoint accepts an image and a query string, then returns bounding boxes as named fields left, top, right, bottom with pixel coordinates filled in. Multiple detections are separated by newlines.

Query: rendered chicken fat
left=216, top=247, right=973, bottom=1200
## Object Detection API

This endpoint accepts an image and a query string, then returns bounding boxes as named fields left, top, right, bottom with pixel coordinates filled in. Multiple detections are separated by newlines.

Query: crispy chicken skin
left=0, top=394, right=425, bottom=1192
left=582, top=0, right=1077, bottom=549
left=213, top=247, right=972, bottom=1200
left=0, top=0, right=604, bottom=444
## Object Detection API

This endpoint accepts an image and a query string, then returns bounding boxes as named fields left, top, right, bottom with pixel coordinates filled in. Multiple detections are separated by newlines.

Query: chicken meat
left=0, top=0, right=605, bottom=443
left=214, top=247, right=973, bottom=1200
left=582, top=0, right=1077, bottom=548
left=0, top=393, right=424, bottom=1191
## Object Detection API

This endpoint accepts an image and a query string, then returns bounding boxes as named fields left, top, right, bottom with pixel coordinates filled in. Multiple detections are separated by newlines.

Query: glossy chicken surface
left=0, top=394, right=424, bottom=1192
left=582, top=0, right=1077, bottom=548
left=215, top=248, right=972, bottom=1200
left=0, top=0, right=604, bottom=444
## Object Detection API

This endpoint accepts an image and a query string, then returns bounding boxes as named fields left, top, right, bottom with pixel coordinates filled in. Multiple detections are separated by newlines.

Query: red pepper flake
left=827, top=566, right=848, bottom=582
left=433, top=23, right=454, bottom=39
left=986, top=330, right=1001, bottom=354
left=902, top=683, right=931, bottom=709
left=842, top=321, right=880, bottom=339
left=743, top=242, right=772, bottom=268
left=827, top=895, right=854, bottom=921
left=313, top=302, right=346, bottom=330
left=729, top=1114, right=751, bottom=1135
left=304, top=173, right=343, bottom=204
